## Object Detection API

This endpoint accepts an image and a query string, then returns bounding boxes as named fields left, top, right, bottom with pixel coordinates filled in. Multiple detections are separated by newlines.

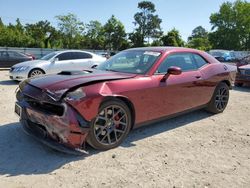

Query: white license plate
left=15, top=103, right=22, bottom=118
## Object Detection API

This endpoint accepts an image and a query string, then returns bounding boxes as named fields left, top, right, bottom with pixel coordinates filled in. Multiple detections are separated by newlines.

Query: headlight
left=65, top=88, right=86, bottom=101
left=14, top=66, right=29, bottom=72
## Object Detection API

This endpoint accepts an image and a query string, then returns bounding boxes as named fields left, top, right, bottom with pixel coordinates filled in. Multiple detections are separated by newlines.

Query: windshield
left=40, top=52, right=58, bottom=60
left=97, top=50, right=161, bottom=74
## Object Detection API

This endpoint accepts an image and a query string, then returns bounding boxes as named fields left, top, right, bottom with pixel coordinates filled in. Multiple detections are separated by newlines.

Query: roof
left=125, top=46, right=202, bottom=53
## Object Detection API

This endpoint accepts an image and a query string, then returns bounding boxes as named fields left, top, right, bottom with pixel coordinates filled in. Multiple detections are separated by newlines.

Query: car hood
left=12, top=60, right=49, bottom=67
left=239, top=64, right=250, bottom=69
left=23, top=69, right=136, bottom=101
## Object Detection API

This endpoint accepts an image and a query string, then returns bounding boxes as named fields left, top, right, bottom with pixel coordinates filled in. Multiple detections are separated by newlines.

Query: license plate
left=15, top=103, right=22, bottom=118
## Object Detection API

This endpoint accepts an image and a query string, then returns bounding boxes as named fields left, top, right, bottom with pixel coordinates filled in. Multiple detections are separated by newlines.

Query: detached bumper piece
left=21, top=120, right=88, bottom=155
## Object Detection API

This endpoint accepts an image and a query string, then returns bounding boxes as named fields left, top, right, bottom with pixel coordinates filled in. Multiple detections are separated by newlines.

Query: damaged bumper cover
left=16, top=95, right=90, bottom=155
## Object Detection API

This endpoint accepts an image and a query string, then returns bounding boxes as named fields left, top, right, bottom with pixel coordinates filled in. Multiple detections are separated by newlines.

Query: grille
left=245, top=69, right=250, bottom=75
left=24, top=95, right=64, bottom=116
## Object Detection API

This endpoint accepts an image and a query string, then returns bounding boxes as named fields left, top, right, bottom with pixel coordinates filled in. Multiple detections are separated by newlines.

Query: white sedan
left=9, top=50, right=106, bottom=81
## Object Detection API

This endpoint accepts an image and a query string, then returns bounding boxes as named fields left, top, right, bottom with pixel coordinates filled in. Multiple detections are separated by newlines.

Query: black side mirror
left=161, top=66, right=182, bottom=82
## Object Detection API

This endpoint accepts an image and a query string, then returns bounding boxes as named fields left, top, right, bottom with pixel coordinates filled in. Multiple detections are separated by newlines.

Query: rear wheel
left=87, top=99, right=132, bottom=150
left=206, top=82, right=229, bottom=114
left=28, top=68, right=45, bottom=78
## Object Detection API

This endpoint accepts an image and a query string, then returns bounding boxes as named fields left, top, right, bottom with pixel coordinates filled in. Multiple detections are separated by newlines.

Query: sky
left=0, top=0, right=239, bottom=41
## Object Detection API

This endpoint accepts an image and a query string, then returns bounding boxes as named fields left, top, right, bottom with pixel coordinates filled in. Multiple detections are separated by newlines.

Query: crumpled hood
left=23, top=69, right=136, bottom=100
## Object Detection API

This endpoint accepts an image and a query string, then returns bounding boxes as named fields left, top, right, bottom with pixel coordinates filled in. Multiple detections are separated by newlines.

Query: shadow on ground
left=0, top=80, right=19, bottom=86
left=0, top=110, right=212, bottom=176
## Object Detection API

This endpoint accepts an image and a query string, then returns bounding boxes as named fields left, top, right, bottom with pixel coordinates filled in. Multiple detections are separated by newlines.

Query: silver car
left=9, top=50, right=106, bottom=81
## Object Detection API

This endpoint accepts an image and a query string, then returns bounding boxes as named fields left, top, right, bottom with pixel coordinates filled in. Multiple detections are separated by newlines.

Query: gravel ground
left=0, top=70, right=249, bottom=188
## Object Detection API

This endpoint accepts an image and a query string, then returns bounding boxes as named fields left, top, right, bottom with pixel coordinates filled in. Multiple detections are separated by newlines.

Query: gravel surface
left=0, top=71, right=249, bottom=188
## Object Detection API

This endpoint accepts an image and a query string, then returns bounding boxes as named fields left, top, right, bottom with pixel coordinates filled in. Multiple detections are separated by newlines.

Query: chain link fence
left=0, top=47, right=109, bottom=59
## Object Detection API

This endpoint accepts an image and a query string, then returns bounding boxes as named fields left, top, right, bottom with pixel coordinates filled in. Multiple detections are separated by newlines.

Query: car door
left=142, top=52, right=208, bottom=120
left=71, top=52, right=94, bottom=69
left=8, top=51, right=30, bottom=66
left=46, top=52, right=75, bottom=74
left=0, top=51, right=11, bottom=68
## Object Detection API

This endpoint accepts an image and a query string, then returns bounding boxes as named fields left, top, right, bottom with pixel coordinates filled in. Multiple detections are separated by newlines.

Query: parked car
left=0, top=50, right=33, bottom=68
left=15, top=47, right=236, bottom=154
left=25, top=53, right=36, bottom=60
left=235, top=63, right=250, bottom=87
left=9, top=50, right=106, bottom=81
left=236, top=54, right=250, bottom=67
left=209, top=50, right=236, bottom=62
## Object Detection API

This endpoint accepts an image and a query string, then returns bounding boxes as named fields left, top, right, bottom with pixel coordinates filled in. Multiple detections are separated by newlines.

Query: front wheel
left=206, top=82, right=229, bottom=114
left=87, top=99, right=132, bottom=150
left=28, top=68, right=45, bottom=78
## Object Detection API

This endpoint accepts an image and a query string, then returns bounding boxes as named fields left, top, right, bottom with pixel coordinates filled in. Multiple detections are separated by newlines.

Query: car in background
left=0, top=50, right=33, bottom=68
left=209, top=50, right=236, bottom=62
left=235, top=63, right=250, bottom=87
left=25, top=53, right=36, bottom=60
left=15, top=47, right=236, bottom=154
left=236, top=54, right=250, bottom=67
left=9, top=50, right=106, bottom=81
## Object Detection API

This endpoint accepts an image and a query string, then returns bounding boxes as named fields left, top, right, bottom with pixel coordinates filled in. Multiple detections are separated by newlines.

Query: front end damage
left=16, top=83, right=90, bottom=155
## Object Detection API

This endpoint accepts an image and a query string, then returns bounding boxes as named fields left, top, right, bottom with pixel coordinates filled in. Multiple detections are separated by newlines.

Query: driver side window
left=156, top=53, right=198, bottom=74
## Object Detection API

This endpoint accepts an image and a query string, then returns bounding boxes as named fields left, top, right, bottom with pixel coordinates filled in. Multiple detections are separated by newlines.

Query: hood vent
left=58, top=70, right=92, bottom=75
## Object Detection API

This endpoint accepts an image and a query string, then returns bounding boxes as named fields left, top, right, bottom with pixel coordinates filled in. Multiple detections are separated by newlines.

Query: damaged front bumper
left=16, top=98, right=90, bottom=155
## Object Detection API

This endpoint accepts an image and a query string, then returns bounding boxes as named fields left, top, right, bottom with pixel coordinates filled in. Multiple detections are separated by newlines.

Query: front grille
left=24, top=95, right=64, bottom=116
left=245, top=69, right=250, bottom=75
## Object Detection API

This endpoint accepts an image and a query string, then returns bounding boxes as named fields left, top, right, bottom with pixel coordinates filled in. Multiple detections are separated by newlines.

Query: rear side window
left=57, top=52, right=74, bottom=61
left=193, top=54, right=208, bottom=68
left=73, top=52, right=93, bottom=59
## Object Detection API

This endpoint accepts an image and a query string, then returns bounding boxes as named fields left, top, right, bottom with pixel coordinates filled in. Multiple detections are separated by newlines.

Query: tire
left=28, top=68, right=45, bottom=78
left=87, top=99, right=132, bottom=150
left=206, top=82, right=229, bottom=114
left=235, top=83, right=243, bottom=87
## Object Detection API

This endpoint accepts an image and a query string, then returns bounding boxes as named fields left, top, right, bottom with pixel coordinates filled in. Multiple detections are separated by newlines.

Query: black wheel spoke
left=94, top=104, right=128, bottom=146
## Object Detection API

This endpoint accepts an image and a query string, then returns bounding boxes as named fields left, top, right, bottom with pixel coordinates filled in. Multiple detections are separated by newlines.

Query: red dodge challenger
left=15, top=47, right=236, bottom=154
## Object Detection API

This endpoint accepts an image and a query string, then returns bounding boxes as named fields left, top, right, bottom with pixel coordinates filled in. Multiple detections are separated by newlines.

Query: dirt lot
left=0, top=70, right=249, bottom=188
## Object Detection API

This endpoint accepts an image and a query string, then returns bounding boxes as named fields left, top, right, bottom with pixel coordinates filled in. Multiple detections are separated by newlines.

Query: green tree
left=161, top=28, right=184, bottom=47
left=187, top=26, right=211, bottom=51
left=209, top=0, right=250, bottom=50
left=85, top=20, right=105, bottom=49
left=103, top=15, right=127, bottom=50
left=131, top=1, right=162, bottom=47
left=25, top=20, right=60, bottom=48
left=55, top=13, right=84, bottom=48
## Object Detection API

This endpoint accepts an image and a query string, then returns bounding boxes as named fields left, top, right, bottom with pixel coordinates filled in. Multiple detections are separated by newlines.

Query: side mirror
left=161, top=66, right=182, bottom=82
left=167, top=66, right=182, bottom=75
left=52, top=58, right=59, bottom=63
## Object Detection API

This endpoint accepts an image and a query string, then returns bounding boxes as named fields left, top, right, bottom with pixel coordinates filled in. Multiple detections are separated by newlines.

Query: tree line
left=0, top=0, right=249, bottom=51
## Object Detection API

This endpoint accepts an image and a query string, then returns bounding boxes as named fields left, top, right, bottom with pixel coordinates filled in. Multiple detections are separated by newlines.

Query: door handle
left=195, top=75, right=201, bottom=79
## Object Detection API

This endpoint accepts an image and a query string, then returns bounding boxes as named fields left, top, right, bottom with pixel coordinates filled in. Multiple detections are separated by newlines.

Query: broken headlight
left=65, top=88, right=86, bottom=101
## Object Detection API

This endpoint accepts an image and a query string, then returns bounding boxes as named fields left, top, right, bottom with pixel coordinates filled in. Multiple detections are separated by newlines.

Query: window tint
left=56, top=52, right=74, bottom=61
left=193, top=54, right=208, bottom=68
left=8, top=51, right=26, bottom=58
left=74, top=52, right=93, bottom=59
left=157, top=53, right=198, bottom=73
